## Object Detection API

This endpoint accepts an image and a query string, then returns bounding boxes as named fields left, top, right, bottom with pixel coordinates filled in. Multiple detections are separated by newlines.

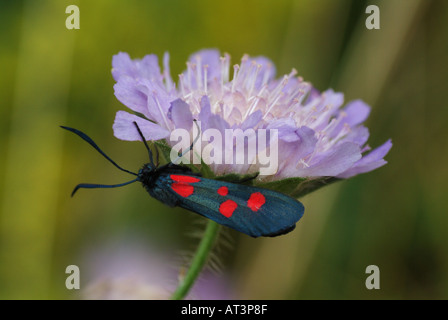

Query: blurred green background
left=1, top=0, right=447, bottom=299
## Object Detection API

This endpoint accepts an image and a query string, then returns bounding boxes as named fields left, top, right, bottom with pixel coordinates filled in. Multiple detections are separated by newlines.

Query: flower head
left=81, top=239, right=233, bottom=300
left=112, top=49, right=391, bottom=184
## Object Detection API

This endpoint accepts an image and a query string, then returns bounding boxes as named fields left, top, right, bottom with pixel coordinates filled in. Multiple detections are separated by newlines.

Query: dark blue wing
left=160, top=174, right=304, bottom=237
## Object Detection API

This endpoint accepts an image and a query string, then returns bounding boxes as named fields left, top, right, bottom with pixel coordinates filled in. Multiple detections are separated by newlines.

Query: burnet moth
left=61, top=121, right=304, bottom=237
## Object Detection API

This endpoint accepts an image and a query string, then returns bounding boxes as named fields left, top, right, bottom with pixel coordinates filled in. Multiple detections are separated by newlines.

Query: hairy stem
left=171, top=220, right=220, bottom=300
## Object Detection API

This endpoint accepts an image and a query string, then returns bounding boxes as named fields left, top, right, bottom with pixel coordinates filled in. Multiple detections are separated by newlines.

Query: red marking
left=247, top=192, right=265, bottom=212
left=170, top=175, right=199, bottom=198
left=217, top=186, right=228, bottom=196
left=171, top=183, right=194, bottom=198
left=219, top=199, right=237, bottom=218
left=170, top=175, right=200, bottom=183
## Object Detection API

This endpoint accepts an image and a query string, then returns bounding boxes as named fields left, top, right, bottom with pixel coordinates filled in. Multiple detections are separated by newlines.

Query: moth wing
left=166, top=175, right=304, bottom=237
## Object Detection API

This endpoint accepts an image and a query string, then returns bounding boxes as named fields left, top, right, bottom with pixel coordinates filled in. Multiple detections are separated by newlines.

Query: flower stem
left=171, top=220, right=220, bottom=300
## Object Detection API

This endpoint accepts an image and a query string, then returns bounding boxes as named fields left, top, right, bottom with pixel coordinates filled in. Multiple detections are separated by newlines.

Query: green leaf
left=253, top=176, right=342, bottom=199
left=290, top=177, right=341, bottom=198
left=255, top=177, right=307, bottom=195
left=215, top=172, right=259, bottom=185
left=154, top=140, right=214, bottom=178
left=199, top=158, right=215, bottom=179
left=154, top=140, right=171, bottom=164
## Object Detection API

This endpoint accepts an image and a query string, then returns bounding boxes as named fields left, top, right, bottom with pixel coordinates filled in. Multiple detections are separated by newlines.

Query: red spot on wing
left=247, top=192, right=266, bottom=212
left=217, top=186, right=228, bottom=196
left=219, top=199, right=237, bottom=218
left=171, top=183, right=194, bottom=198
left=170, top=175, right=200, bottom=198
left=170, top=175, right=201, bottom=183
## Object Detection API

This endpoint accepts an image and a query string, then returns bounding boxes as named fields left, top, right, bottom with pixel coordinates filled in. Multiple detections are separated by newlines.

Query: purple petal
left=138, top=54, right=162, bottom=84
left=235, top=55, right=276, bottom=92
left=344, top=125, right=370, bottom=146
left=112, top=52, right=134, bottom=81
left=196, top=95, right=229, bottom=133
left=113, top=111, right=170, bottom=141
left=184, top=49, right=221, bottom=89
left=275, top=126, right=317, bottom=177
left=163, top=52, right=175, bottom=92
left=363, top=139, right=392, bottom=161
left=112, top=52, right=163, bottom=85
left=228, top=108, right=243, bottom=127
left=113, top=52, right=176, bottom=128
left=321, top=90, right=345, bottom=114
left=337, top=139, right=392, bottom=178
left=266, top=118, right=299, bottom=142
left=241, top=110, right=263, bottom=130
left=295, top=126, right=318, bottom=159
left=134, top=78, right=173, bottom=128
left=311, top=90, right=345, bottom=131
left=113, top=78, right=149, bottom=117
left=208, top=114, right=230, bottom=133
left=252, top=56, right=276, bottom=89
left=168, top=99, right=193, bottom=130
left=300, top=142, right=362, bottom=177
left=188, top=49, right=221, bottom=69
left=304, top=86, right=321, bottom=104
left=344, top=100, right=371, bottom=126
left=198, top=96, right=212, bottom=130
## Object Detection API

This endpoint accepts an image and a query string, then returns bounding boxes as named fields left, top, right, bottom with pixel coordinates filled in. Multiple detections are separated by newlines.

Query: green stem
left=171, top=220, right=220, bottom=300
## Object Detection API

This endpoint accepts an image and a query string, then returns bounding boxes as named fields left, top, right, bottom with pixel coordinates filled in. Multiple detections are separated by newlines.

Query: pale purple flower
left=112, top=49, right=391, bottom=181
left=81, top=238, right=233, bottom=300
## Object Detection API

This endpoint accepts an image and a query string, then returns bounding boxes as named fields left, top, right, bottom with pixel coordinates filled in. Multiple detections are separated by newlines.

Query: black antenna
left=172, top=119, right=200, bottom=164
left=71, top=179, right=138, bottom=197
left=61, top=126, right=139, bottom=196
left=61, top=126, right=138, bottom=176
left=132, top=121, right=156, bottom=167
